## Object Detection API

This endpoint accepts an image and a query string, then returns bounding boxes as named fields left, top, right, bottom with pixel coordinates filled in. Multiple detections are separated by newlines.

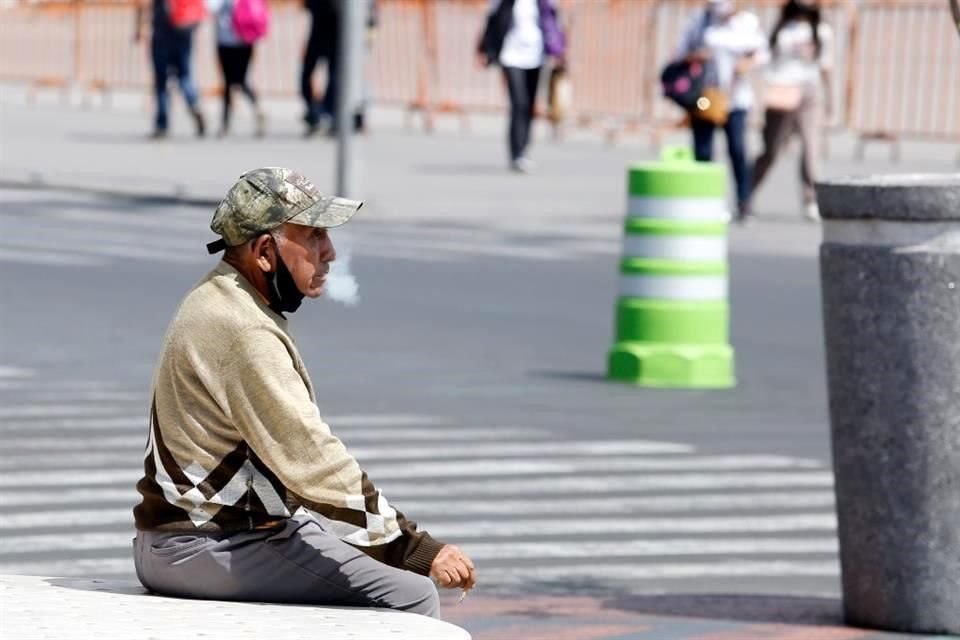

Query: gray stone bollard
left=817, top=175, right=960, bottom=635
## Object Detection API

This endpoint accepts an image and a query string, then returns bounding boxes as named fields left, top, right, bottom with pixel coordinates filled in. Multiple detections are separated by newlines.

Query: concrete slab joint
left=815, top=174, right=960, bottom=636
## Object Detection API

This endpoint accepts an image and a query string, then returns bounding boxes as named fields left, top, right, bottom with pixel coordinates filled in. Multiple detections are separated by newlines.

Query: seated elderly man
left=133, top=168, right=475, bottom=618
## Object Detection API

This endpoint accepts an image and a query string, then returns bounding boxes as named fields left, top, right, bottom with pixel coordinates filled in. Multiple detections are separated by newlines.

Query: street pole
left=335, top=0, right=366, bottom=198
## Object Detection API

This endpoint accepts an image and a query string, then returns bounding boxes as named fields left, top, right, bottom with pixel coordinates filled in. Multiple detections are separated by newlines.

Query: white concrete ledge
left=0, top=574, right=472, bottom=640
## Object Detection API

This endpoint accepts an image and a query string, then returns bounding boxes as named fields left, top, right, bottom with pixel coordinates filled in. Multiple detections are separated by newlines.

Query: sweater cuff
left=404, top=534, right=445, bottom=576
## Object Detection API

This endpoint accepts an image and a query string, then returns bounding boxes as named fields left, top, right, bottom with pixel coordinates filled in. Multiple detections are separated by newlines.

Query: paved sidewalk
left=446, top=594, right=951, bottom=640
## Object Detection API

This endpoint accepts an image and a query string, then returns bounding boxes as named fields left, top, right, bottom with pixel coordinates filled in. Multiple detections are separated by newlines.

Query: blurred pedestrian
left=301, top=0, right=339, bottom=136
left=750, top=0, right=834, bottom=221
left=135, top=0, right=207, bottom=139
left=211, top=0, right=269, bottom=137
left=674, top=0, right=767, bottom=221
left=478, top=0, right=567, bottom=174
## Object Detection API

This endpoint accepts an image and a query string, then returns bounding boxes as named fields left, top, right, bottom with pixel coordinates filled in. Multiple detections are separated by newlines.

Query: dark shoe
left=254, top=111, right=266, bottom=138
left=149, top=128, right=168, bottom=140
left=353, top=111, right=365, bottom=133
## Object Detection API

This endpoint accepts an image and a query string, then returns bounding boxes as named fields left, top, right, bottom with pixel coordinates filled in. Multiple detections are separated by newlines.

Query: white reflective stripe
left=623, top=235, right=727, bottom=260
left=619, top=275, right=728, bottom=300
left=823, top=219, right=960, bottom=251
left=627, top=196, right=729, bottom=220
left=480, top=561, right=839, bottom=583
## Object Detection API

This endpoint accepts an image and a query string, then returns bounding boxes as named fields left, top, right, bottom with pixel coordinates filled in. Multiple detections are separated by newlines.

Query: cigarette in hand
left=458, top=588, right=469, bottom=604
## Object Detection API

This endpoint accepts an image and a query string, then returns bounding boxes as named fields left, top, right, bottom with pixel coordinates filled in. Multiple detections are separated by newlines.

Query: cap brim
left=287, top=197, right=363, bottom=229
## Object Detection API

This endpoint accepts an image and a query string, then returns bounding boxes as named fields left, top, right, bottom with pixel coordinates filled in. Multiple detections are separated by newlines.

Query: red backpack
left=168, top=0, right=206, bottom=28
left=232, top=0, right=270, bottom=44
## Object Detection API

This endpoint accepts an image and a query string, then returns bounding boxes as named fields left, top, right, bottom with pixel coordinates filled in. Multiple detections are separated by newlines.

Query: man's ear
left=252, top=234, right=275, bottom=273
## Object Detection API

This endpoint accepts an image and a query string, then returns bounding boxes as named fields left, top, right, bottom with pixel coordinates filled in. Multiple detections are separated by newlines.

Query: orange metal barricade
left=0, top=0, right=957, bottom=145
left=846, top=0, right=960, bottom=146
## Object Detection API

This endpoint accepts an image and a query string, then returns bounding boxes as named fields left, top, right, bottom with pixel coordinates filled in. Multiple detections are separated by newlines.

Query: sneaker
left=149, top=128, right=168, bottom=140
left=735, top=203, right=754, bottom=225
left=510, top=157, right=536, bottom=174
left=255, top=111, right=266, bottom=138
left=804, top=202, right=821, bottom=222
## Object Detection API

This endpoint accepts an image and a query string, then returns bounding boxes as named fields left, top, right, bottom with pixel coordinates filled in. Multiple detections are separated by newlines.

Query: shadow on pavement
left=528, top=370, right=608, bottom=384
left=604, top=593, right=845, bottom=625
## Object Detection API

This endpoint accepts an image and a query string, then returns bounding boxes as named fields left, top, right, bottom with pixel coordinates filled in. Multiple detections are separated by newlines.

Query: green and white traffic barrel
left=607, top=147, right=735, bottom=388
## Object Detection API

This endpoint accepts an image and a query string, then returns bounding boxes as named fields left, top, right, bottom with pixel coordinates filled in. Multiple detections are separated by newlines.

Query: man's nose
left=322, top=239, right=336, bottom=263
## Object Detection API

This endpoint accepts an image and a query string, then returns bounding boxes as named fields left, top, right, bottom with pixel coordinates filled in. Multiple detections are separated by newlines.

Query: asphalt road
left=0, top=182, right=839, bottom=599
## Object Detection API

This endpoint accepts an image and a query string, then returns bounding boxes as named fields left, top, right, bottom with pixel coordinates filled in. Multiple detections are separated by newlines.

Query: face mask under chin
left=266, top=237, right=306, bottom=315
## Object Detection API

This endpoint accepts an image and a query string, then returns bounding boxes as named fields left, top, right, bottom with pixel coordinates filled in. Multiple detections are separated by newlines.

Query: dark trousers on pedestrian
left=216, top=44, right=258, bottom=131
left=752, top=90, right=820, bottom=206
left=502, top=66, right=541, bottom=162
left=134, top=512, right=441, bottom=618
left=692, top=109, right=751, bottom=212
left=301, top=37, right=338, bottom=127
left=151, top=27, right=200, bottom=133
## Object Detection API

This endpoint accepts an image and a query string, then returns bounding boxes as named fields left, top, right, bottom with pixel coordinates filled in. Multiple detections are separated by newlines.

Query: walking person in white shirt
left=675, top=0, right=768, bottom=221
left=478, top=0, right=566, bottom=173
left=750, top=0, right=834, bottom=221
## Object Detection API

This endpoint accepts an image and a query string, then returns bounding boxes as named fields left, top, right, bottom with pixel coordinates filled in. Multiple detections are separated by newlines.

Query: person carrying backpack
left=211, top=0, right=269, bottom=137
left=134, top=0, right=207, bottom=139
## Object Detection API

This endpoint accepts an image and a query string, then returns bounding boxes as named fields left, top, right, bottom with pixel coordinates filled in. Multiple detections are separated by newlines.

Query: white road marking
left=481, top=560, right=840, bottom=582
left=428, top=513, right=837, bottom=539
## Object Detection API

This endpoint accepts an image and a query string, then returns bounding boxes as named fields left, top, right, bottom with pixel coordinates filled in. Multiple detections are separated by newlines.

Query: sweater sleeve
left=219, top=326, right=444, bottom=574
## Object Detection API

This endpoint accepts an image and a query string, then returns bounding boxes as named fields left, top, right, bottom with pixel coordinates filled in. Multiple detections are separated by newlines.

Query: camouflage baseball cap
left=206, top=167, right=362, bottom=253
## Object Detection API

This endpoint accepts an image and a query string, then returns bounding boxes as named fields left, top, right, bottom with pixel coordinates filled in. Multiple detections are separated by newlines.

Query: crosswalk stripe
left=388, top=471, right=835, bottom=497
left=0, top=428, right=552, bottom=450
left=0, top=488, right=835, bottom=512
left=0, top=533, right=838, bottom=558
left=480, top=560, right=840, bottom=582
left=0, top=367, right=35, bottom=379
left=0, top=441, right=695, bottom=466
left=0, top=509, right=836, bottom=534
left=400, top=491, right=836, bottom=516
left=0, top=558, right=134, bottom=577
left=0, top=488, right=138, bottom=507
left=0, top=412, right=456, bottom=433
left=461, top=537, right=839, bottom=560
left=0, top=455, right=822, bottom=480
left=364, top=455, right=821, bottom=478
left=0, top=248, right=107, bottom=266
left=429, top=514, right=837, bottom=539
left=0, top=406, right=138, bottom=418
left=0, top=469, right=834, bottom=491
left=0, top=510, right=135, bottom=529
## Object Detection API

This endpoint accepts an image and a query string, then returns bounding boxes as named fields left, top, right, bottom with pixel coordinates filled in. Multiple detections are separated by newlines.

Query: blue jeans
left=692, top=109, right=751, bottom=209
left=151, top=27, right=199, bottom=131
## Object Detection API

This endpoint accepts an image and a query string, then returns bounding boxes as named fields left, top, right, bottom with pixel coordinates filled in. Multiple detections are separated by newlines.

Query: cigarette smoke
left=324, top=236, right=360, bottom=306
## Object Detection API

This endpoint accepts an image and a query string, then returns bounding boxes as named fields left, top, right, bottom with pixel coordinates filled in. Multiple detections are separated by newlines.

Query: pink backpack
left=232, top=0, right=270, bottom=44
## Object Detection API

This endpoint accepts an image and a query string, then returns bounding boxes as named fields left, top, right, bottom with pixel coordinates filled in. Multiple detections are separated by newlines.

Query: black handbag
left=660, top=59, right=707, bottom=112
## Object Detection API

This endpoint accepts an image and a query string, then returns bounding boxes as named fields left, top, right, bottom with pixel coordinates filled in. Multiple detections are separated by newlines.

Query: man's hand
left=429, top=544, right=477, bottom=591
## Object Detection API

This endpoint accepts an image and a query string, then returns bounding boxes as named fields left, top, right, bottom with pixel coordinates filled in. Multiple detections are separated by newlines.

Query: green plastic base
left=607, top=342, right=735, bottom=388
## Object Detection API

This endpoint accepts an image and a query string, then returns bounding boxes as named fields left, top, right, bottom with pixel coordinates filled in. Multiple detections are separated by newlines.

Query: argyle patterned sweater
left=133, top=261, right=443, bottom=575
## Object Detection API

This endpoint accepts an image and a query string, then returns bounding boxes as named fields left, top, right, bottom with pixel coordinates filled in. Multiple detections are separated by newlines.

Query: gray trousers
left=752, top=86, right=821, bottom=206
left=133, top=512, right=441, bottom=618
